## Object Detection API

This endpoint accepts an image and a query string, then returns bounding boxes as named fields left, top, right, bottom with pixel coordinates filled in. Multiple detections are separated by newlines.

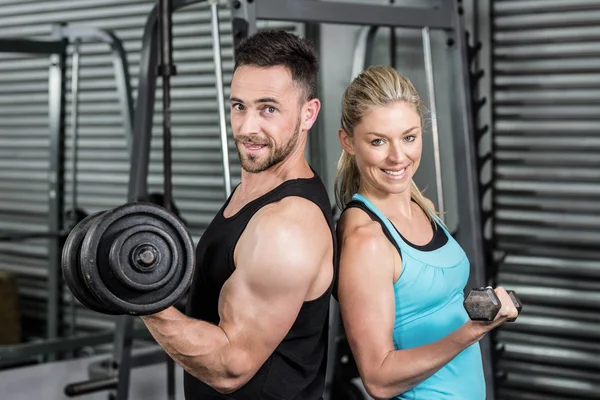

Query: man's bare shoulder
left=234, top=196, right=331, bottom=293
left=254, top=196, right=329, bottom=235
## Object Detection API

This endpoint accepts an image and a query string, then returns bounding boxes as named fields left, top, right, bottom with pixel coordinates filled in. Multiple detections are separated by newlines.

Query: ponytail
left=334, top=150, right=360, bottom=210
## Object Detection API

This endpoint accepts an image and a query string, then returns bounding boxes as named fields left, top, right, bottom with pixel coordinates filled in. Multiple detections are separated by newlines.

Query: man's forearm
left=141, top=307, right=246, bottom=394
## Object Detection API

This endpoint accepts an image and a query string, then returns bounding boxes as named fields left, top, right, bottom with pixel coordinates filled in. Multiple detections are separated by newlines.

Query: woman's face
left=340, top=101, right=422, bottom=197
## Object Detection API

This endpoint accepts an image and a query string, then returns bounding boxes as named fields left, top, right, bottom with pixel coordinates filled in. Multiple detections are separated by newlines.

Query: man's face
left=229, top=65, right=305, bottom=173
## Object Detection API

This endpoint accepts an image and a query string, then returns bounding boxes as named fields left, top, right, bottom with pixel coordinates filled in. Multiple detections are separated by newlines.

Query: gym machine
left=55, top=1, right=494, bottom=400
left=0, top=25, right=137, bottom=366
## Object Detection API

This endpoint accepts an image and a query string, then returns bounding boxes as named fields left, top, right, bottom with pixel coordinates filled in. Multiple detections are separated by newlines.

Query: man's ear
left=338, top=128, right=355, bottom=155
left=302, top=98, right=321, bottom=131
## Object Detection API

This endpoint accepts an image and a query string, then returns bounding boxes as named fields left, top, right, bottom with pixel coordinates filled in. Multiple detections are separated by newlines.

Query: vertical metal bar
left=389, top=0, right=397, bottom=69
left=109, top=38, right=135, bottom=159
left=158, top=0, right=176, bottom=211
left=230, top=0, right=257, bottom=49
left=446, top=0, right=495, bottom=398
left=167, top=357, right=176, bottom=400
left=422, top=26, right=445, bottom=221
left=129, top=10, right=159, bottom=202
left=69, top=39, right=82, bottom=337
left=210, top=0, right=231, bottom=198
left=47, top=35, right=67, bottom=354
left=304, top=23, right=328, bottom=183
left=113, top=316, right=134, bottom=400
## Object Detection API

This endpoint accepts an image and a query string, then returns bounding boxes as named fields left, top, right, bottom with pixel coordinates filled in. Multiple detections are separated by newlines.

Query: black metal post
left=447, top=0, right=495, bottom=398
left=47, top=29, right=68, bottom=358
left=158, top=0, right=177, bottom=214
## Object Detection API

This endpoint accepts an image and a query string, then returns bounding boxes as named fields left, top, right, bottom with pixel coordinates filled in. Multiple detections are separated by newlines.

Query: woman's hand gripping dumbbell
left=464, top=286, right=523, bottom=328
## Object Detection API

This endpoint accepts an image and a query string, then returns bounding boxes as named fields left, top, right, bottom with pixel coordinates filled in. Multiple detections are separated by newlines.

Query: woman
left=334, top=65, right=518, bottom=400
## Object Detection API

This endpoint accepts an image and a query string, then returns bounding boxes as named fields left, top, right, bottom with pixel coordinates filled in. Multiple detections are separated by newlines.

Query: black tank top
left=184, top=171, right=336, bottom=400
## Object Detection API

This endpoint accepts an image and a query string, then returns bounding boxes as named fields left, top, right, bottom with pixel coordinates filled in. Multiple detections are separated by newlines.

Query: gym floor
left=0, top=346, right=372, bottom=400
left=1, top=347, right=186, bottom=400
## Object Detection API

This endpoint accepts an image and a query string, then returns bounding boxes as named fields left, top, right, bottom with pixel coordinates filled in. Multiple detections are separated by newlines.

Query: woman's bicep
left=337, top=229, right=397, bottom=381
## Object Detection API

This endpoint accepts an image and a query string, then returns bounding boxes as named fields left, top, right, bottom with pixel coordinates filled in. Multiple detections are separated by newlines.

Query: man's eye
left=265, top=106, right=276, bottom=114
left=233, top=103, right=245, bottom=111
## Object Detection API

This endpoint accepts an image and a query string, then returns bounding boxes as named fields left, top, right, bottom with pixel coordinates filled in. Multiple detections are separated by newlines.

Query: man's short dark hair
left=233, top=30, right=319, bottom=101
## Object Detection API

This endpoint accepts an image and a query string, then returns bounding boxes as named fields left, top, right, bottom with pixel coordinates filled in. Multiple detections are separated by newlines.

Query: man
left=141, top=30, right=336, bottom=400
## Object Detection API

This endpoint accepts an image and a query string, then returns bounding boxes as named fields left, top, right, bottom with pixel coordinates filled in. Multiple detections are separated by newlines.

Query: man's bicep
left=218, top=209, right=326, bottom=372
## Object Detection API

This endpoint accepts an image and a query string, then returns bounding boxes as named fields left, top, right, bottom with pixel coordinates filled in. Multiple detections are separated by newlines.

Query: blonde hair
left=334, top=65, right=440, bottom=221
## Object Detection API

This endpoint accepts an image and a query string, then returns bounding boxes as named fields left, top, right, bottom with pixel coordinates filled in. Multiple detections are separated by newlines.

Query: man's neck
left=238, top=153, right=311, bottom=200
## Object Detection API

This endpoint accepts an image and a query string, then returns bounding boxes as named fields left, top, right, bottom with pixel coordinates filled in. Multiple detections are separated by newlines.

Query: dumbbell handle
left=464, top=287, right=523, bottom=322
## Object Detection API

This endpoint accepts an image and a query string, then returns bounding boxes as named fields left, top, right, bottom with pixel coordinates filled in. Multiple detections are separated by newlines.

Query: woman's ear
left=338, top=129, right=355, bottom=156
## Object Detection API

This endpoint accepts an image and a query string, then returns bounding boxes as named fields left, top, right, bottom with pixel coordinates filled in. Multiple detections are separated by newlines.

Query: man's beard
left=234, top=119, right=301, bottom=174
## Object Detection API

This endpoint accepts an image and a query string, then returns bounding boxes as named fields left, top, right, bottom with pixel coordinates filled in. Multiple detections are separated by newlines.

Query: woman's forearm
left=364, top=322, right=484, bottom=400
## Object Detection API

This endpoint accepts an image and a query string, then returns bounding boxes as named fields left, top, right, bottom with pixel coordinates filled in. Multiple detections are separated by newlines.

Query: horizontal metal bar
left=495, top=179, right=600, bottom=195
left=495, top=136, right=600, bottom=150
left=503, top=341, right=600, bottom=368
left=496, top=152, right=600, bottom=167
left=497, top=330, right=600, bottom=352
left=496, top=166, right=600, bottom=182
left=0, top=328, right=152, bottom=362
left=496, top=224, right=600, bottom=246
left=502, top=314, right=599, bottom=338
left=502, top=371, right=600, bottom=398
left=501, top=254, right=600, bottom=278
left=494, top=0, right=600, bottom=15
left=497, top=388, right=575, bottom=400
left=495, top=9, right=600, bottom=29
left=499, top=359, right=600, bottom=383
left=65, top=377, right=118, bottom=397
left=495, top=26, right=600, bottom=44
left=506, top=304, right=600, bottom=323
left=255, top=0, right=453, bottom=30
left=0, top=38, right=65, bottom=55
left=500, top=284, right=600, bottom=308
left=495, top=88, right=600, bottom=104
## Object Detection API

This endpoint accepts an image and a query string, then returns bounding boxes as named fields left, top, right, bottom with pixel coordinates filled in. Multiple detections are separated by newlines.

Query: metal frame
left=0, top=25, right=136, bottom=371
left=445, top=4, right=495, bottom=399
left=53, top=24, right=135, bottom=157
left=0, top=328, right=152, bottom=368
left=0, top=35, right=69, bottom=351
left=230, top=0, right=493, bottom=398
left=128, top=0, right=208, bottom=202
left=63, top=1, right=492, bottom=399
left=251, top=0, right=453, bottom=29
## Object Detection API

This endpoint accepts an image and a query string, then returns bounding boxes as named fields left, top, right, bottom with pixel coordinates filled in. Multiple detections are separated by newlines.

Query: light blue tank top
left=351, top=193, right=485, bottom=400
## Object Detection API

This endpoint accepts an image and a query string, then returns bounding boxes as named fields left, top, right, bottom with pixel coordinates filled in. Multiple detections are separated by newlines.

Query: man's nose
left=237, top=111, right=260, bottom=136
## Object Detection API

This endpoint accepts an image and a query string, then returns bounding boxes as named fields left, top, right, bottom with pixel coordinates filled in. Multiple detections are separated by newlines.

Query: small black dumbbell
left=463, top=287, right=523, bottom=322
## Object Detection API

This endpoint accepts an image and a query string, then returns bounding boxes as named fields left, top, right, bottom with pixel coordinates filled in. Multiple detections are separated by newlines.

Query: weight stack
left=0, top=271, right=21, bottom=345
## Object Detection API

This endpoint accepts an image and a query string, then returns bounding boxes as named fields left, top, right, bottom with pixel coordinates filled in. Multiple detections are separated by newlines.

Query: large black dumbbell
left=463, top=287, right=523, bottom=322
left=61, top=202, right=195, bottom=316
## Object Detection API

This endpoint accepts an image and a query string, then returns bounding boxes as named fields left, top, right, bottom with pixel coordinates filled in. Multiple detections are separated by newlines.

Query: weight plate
left=463, top=287, right=501, bottom=322
left=80, top=203, right=195, bottom=316
left=61, top=211, right=121, bottom=315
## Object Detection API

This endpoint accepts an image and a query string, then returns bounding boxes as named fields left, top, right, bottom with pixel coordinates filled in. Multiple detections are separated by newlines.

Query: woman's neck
left=358, top=182, right=414, bottom=219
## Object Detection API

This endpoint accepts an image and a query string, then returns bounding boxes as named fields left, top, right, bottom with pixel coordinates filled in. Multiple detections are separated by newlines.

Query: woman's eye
left=371, top=139, right=384, bottom=146
left=405, top=135, right=416, bottom=142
